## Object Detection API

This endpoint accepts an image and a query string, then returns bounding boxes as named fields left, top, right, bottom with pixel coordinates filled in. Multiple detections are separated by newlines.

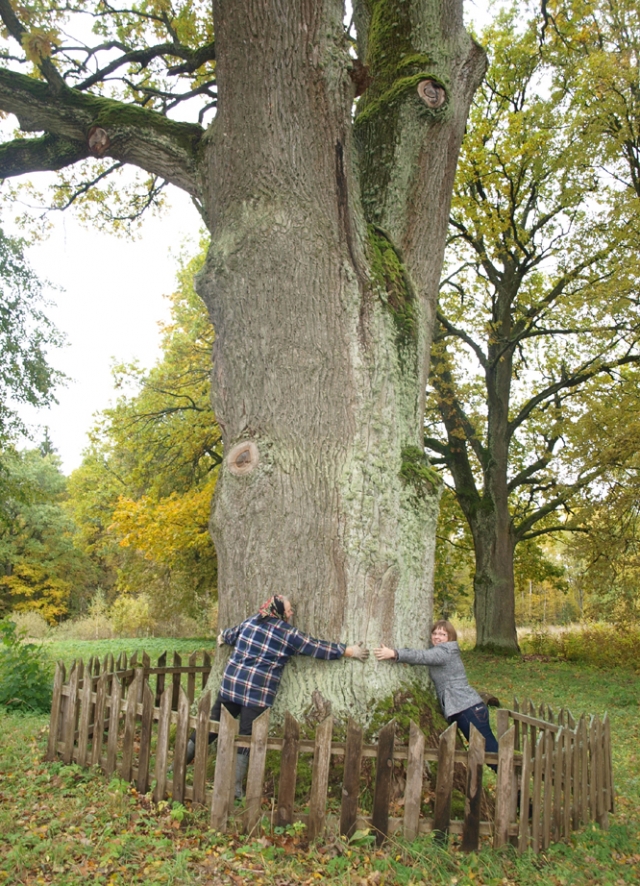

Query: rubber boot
left=185, top=738, right=196, bottom=765
left=235, top=752, right=249, bottom=799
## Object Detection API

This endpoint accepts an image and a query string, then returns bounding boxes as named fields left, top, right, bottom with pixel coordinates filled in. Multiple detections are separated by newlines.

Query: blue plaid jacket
left=220, top=615, right=346, bottom=708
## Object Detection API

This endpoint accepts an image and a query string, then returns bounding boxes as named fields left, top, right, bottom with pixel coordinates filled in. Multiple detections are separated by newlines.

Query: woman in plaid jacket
left=187, top=594, right=368, bottom=797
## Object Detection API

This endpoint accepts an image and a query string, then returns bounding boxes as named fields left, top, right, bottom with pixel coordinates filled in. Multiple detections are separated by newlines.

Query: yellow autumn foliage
left=21, top=28, right=59, bottom=63
left=111, top=473, right=217, bottom=569
left=1, top=562, right=71, bottom=624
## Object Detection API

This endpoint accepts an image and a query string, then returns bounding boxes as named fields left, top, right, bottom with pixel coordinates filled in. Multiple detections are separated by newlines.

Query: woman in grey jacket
left=374, top=619, right=498, bottom=764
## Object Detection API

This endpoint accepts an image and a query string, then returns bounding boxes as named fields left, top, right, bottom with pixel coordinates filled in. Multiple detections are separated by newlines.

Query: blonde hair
left=431, top=619, right=457, bottom=641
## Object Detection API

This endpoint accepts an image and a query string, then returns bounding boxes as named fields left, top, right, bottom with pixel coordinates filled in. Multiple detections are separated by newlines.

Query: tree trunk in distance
left=469, top=502, right=518, bottom=654
left=197, top=0, right=486, bottom=720
left=429, top=342, right=521, bottom=655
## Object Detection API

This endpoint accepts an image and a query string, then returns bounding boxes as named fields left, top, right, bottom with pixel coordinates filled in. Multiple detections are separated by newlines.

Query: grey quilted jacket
left=396, top=641, right=483, bottom=719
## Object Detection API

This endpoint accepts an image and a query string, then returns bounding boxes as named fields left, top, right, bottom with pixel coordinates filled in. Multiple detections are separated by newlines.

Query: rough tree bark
left=0, top=0, right=486, bottom=719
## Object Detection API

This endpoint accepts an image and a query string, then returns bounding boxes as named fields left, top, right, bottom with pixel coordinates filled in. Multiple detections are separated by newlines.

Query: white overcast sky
left=9, top=0, right=490, bottom=475
left=15, top=193, right=203, bottom=473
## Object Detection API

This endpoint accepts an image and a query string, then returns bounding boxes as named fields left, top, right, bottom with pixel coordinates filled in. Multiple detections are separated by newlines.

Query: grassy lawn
left=39, top=638, right=215, bottom=669
left=1, top=649, right=639, bottom=885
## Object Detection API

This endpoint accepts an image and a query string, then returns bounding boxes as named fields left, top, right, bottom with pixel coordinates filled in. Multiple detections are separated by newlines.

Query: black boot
left=185, top=738, right=196, bottom=765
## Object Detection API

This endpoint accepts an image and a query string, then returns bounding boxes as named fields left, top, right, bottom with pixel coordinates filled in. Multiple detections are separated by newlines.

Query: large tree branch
left=77, top=40, right=216, bottom=91
left=514, top=468, right=602, bottom=539
left=521, top=524, right=589, bottom=541
left=507, top=437, right=558, bottom=493
left=0, top=133, right=90, bottom=176
left=436, top=309, right=488, bottom=369
left=0, top=68, right=204, bottom=198
left=430, top=346, right=488, bottom=470
left=508, top=352, right=640, bottom=437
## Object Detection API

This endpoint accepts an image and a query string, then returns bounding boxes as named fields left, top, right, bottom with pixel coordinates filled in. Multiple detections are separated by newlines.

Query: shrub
left=110, top=593, right=155, bottom=637
left=10, top=610, right=50, bottom=639
left=0, top=619, right=53, bottom=713
left=520, top=623, right=640, bottom=670
left=54, top=590, right=115, bottom=640
left=53, top=613, right=115, bottom=641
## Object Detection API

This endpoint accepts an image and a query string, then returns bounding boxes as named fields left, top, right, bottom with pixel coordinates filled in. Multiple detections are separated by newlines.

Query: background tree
left=562, top=366, right=640, bottom=624
left=0, top=444, right=93, bottom=622
left=432, top=487, right=474, bottom=621
left=543, top=0, right=640, bottom=205
left=0, top=225, right=63, bottom=442
left=0, top=0, right=487, bottom=716
left=66, top=248, right=220, bottom=631
left=541, top=0, right=640, bottom=623
left=425, top=6, right=640, bottom=653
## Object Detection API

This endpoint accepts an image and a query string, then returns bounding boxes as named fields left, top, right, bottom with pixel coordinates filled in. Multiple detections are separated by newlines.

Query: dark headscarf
left=257, top=595, right=286, bottom=620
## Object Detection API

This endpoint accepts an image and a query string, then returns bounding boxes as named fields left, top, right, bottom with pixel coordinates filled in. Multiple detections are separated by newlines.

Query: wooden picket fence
left=46, top=652, right=614, bottom=852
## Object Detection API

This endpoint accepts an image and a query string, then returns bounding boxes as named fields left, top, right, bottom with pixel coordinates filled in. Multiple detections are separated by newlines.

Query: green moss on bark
left=79, top=93, right=203, bottom=154
left=367, top=225, right=417, bottom=351
left=354, top=0, right=447, bottom=224
left=400, top=445, right=442, bottom=498
left=366, top=678, right=447, bottom=743
left=2, top=69, right=203, bottom=156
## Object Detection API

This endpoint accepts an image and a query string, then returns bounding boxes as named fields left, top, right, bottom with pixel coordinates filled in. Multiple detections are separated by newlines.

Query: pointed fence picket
left=46, top=654, right=614, bottom=852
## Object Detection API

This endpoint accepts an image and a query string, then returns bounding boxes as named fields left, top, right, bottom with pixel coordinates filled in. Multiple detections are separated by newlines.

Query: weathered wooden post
left=105, top=672, right=123, bottom=776
left=136, top=680, right=155, bottom=794
left=461, top=724, right=485, bottom=853
left=371, top=720, right=396, bottom=846
left=120, top=668, right=143, bottom=781
left=46, top=662, right=66, bottom=762
left=154, top=686, right=173, bottom=802
left=192, top=690, right=213, bottom=807
left=308, top=715, right=333, bottom=841
left=517, top=732, right=532, bottom=854
left=277, top=712, right=300, bottom=827
left=433, top=722, right=457, bottom=842
left=340, top=718, right=364, bottom=840
left=403, top=721, right=425, bottom=843
left=493, top=724, right=515, bottom=848
left=210, top=706, right=239, bottom=831
left=244, top=709, right=271, bottom=835
left=171, top=687, right=191, bottom=804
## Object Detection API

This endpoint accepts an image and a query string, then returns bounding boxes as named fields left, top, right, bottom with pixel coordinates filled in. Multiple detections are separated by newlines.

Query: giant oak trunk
left=196, top=0, right=486, bottom=720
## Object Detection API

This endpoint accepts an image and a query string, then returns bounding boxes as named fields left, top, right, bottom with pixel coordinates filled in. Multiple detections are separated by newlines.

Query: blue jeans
left=449, top=702, right=498, bottom=771
left=190, top=693, right=267, bottom=755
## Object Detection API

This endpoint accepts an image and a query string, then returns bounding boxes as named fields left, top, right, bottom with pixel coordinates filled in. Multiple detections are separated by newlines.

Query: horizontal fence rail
left=46, top=653, right=614, bottom=852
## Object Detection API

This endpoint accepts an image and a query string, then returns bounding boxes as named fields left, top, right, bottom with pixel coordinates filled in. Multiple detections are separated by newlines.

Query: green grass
left=40, top=637, right=214, bottom=669
left=1, top=651, right=639, bottom=884
left=463, top=652, right=640, bottom=808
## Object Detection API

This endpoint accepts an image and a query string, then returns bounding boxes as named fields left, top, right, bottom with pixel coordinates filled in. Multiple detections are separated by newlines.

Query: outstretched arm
left=289, top=629, right=368, bottom=661
left=344, top=644, right=369, bottom=661
left=219, top=624, right=241, bottom=647
left=374, top=644, right=449, bottom=666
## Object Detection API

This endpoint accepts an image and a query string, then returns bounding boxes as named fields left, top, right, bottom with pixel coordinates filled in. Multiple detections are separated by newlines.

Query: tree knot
left=227, top=440, right=259, bottom=476
left=87, top=126, right=110, bottom=156
left=349, top=59, right=372, bottom=97
left=417, top=79, right=446, bottom=109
